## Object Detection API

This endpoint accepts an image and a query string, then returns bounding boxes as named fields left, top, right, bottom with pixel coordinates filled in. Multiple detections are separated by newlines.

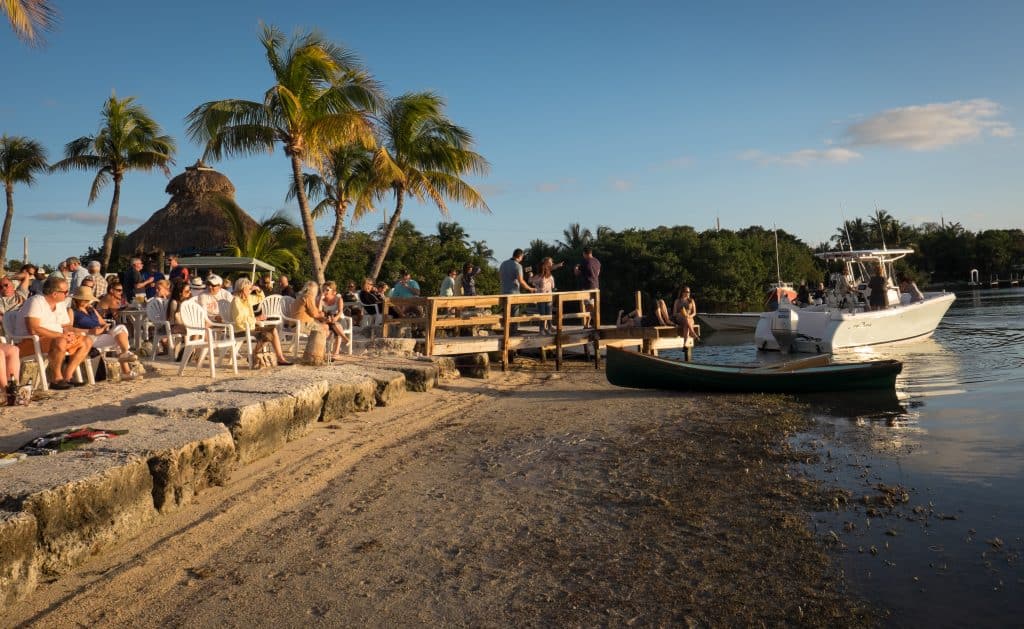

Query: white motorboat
left=697, top=312, right=762, bottom=332
left=755, top=249, right=956, bottom=353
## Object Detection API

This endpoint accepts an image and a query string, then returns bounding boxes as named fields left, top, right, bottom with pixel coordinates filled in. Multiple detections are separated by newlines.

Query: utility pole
left=23, top=237, right=28, bottom=265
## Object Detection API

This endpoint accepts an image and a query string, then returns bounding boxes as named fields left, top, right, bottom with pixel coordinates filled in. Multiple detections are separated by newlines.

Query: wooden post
left=634, top=290, right=642, bottom=316
left=593, top=289, right=601, bottom=369
left=554, top=293, right=564, bottom=371
left=425, top=297, right=437, bottom=357
left=501, top=296, right=512, bottom=371
left=381, top=297, right=390, bottom=337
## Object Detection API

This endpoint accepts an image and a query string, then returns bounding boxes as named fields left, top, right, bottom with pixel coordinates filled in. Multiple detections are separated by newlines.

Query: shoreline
left=4, top=359, right=875, bottom=625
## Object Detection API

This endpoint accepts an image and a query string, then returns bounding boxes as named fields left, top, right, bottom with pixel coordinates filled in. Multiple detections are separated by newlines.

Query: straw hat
left=71, top=286, right=98, bottom=303
left=190, top=276, right=205, bottom=288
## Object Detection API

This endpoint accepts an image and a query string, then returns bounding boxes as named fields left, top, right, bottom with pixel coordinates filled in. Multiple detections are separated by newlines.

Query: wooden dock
left=376, top=290, right=695, bottom=371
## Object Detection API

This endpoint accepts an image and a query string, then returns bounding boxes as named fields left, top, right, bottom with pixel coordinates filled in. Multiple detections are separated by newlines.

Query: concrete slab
left=326, top=365, right=405, bottom=407
left=0, top=451, right=155, bottom=576
left=0, top=510, right=38, bottom=612
left=315, top=368, right=378, bottom=420
left=207, top=368, right=328, bottom=430
left=130, top=390, right=300, bottom=466
left=79, top=415, right=236, bottom=514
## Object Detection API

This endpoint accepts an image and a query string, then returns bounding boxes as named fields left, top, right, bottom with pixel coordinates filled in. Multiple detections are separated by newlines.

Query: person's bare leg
left=3, top=345, right=18, bottom=385
left=115, top=330, right=131, bottom=353
left=48, top=340, right=67, bottom=383
left=63, top=339, right=93, bottom=382
left=271, top=329, right=289, bottom=363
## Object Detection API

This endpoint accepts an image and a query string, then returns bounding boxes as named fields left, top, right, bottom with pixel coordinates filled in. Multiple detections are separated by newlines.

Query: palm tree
left=2, top=0, right=57, bottom=45
left=436, top=221, right=469, bottom=248
left=218, top=197, right=304, bottom=275
left=556, top=223, right=594, bottom=252
left=287, top=143, right=377, bottom=271
left=471, top=239, right=494, bottom=263
left=869, top=208, right=896, bottom=247
left=187, top=24, right=381, bottom=284
left=367, top=91, right=490, bottom=280
left=51, top=94, right=176, bottom=269
left=0, top=135, right=47, bottom=269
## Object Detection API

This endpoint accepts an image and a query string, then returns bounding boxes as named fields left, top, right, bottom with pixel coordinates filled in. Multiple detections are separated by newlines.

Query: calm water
left=670, top=289, right=1024, bottom=626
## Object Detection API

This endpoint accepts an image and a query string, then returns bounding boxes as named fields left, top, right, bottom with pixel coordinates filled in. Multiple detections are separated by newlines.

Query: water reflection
left=684, top=290, right=1024, bottom=623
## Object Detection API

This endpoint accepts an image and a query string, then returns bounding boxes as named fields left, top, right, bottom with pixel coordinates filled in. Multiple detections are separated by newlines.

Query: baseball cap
left=207, top=274, right=223, bottom=286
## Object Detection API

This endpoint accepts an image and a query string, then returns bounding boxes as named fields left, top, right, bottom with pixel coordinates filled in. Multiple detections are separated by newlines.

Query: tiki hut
left=123, top=160, right=258, bottom=256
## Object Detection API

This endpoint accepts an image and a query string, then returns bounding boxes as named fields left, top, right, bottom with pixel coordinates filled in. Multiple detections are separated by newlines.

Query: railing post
left=554, top=293, right=564, bottom=371
left=426, top=297, right=437, bottom=357
left=592, top=289, right=601, bottom=369
left=501, top=296, right=511, bottom=371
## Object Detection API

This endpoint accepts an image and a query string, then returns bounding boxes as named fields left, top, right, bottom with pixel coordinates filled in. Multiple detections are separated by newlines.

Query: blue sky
left=2, top=0, right=1021, bottom=268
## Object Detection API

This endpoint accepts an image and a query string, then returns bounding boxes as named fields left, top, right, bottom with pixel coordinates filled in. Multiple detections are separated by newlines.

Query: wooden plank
left=431, top=315, right=503, bottom=329
left=554, top=294, right=564, bottom=370
left=430, top=337, right=501, bottom=355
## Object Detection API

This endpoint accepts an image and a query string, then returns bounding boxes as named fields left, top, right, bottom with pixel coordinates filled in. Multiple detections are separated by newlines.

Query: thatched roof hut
left=123, top=160, right=258, bottom=255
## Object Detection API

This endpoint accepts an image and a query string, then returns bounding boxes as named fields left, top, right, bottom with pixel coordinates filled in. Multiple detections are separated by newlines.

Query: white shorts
left=92, top=324, right=129, bottom=350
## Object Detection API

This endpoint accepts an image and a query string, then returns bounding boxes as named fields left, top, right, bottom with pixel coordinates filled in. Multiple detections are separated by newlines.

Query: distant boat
left=755, top=248, right=955, bottom=353
left=605, top=347, right=901, bottom=393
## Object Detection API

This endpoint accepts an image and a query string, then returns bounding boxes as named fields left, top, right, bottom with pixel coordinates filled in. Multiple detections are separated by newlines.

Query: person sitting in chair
left=19, top=276, right=93, bottom=390
left=230, top=277, right=291, bottom=367
left=70, top=286, right=137, bottom=380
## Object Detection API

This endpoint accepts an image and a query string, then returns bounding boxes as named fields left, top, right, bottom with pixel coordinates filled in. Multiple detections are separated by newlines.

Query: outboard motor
left=770, top=295, right=800, bottom=353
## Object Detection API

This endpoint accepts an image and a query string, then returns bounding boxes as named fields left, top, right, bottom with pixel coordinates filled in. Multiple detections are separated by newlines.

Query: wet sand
left=4, top=360, right=874, bottom=626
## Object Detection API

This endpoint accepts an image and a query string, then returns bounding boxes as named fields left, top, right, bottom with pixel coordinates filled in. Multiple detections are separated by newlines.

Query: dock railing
left=379, top=290, right=601, bottom=370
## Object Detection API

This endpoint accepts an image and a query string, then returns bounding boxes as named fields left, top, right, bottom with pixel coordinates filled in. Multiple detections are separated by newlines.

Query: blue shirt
left=499, top=258, right=524, bottom=294
left=73, top=307, right=103, bottom=329
left=390, top=279, right=420, bottom=298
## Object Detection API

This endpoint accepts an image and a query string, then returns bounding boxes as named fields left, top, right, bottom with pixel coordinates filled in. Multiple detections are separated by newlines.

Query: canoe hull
left=605, top=347, right=901, bottom=393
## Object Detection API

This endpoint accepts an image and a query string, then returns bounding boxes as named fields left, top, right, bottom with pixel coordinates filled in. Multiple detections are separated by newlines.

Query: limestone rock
left=0, top=510, right=39, bottom=612
left=81, top=414, right=236, bottom=514
left=454, top=353, right=490, bottom=379
left=208, top=369, right=328, bottom=430
left=131, top=390, right=301, bottom=465
left=0, top=451, right=155, bottom=576
left=328, top=365, right=405, bottom=407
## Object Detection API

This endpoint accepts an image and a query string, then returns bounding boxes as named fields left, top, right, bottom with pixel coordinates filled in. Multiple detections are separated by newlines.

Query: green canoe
left=605, top=347, right=901, bottom=393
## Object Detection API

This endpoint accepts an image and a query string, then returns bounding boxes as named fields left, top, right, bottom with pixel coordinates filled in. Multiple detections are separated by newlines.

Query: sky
left=2, top=0, right=1022, bottom=268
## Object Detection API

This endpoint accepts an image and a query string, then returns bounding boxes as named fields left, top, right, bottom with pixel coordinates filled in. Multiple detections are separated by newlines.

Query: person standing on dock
left=500, top=249, right=535, bottom=334
left=574, top=246, right=601, bottom=327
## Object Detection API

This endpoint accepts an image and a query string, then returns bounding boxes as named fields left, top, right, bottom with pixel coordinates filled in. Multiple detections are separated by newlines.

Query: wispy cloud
left=845, top=99, right=1015, bottom=151
left=611, top=179, right=633, bottom=192
left=738, top=147, right=862, bottom=167
left=30, top=211, right=142, bottom=226
left=536, top=178, right=576, bottom=193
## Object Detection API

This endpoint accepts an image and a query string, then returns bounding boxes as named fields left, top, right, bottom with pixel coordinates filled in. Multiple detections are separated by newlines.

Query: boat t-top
left=754, top=248, right=956, bottom=353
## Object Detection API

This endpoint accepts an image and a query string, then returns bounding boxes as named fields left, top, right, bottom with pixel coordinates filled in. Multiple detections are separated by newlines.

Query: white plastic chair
left=260, top=294, right=286, bottom=326
left=279, top=296, right=309, bottom=357
left=3, top=308, right=94, bottom=390
left=177, top=300, right=237, bottom=378
left=327, top=314, right=354, bottom=355
left=145, top=297, right=179, bottom=364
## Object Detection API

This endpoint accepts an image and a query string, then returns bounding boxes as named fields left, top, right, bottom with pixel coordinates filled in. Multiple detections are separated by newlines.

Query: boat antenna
left=840, top=204, right=854, bottom=252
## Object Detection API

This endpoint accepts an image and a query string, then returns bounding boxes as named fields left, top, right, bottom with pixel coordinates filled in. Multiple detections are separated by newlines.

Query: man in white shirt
left=19, top=276, right=93, bottom=390
left=196, top=274, right=231, bottom=320
left=66, top=257, right=90, bottom=291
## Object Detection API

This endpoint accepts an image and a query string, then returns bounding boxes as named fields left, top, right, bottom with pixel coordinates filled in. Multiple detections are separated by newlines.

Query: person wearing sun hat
left=70, top=286, right=138, bottom=379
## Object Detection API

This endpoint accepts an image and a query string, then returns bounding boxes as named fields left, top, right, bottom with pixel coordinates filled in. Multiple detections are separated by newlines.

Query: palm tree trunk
left=290, top=154, right=325, bottom=284
left=320, top=200, right=348, bottom=270
left=368, top=189, right=404, bottom=281
left=0, top=183, right=15, bottom=270
left=100, top=175, right=122, bottom=270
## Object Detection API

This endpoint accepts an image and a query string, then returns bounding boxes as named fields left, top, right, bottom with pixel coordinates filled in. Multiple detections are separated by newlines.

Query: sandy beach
left=3, top=359, right=874, bottom=626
